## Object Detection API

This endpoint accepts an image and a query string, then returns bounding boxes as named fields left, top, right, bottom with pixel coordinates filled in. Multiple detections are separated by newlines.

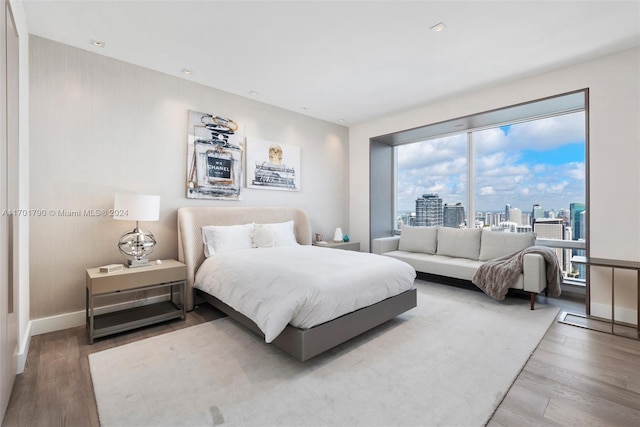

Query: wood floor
left=2, top=294, right=639, bottom=427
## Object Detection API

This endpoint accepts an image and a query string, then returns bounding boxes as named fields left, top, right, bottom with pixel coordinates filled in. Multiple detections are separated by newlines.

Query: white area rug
left=89, top=281, right=559, bottom=427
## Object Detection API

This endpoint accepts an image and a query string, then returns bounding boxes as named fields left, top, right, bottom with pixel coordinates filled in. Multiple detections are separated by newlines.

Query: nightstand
left=86, top=259, right=187, bottom=343
left=313, top=241, right=361, bottom=251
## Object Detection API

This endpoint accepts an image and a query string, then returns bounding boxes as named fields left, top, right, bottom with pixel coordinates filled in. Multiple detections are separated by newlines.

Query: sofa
left=372, top=226, right=549, bottom=309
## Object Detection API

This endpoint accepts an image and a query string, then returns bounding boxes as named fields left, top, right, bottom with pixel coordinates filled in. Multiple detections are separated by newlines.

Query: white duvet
left=194, top=245, right=416, bottom=342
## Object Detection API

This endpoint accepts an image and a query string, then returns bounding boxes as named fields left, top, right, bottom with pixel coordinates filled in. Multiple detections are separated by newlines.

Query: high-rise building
left=516, top=225, right=533, bottom=233
left=533, top=218, right=566, bottom=275
left=443, top=203, right=465, bottom=228
left=531, top=204, right=544, bottom=225
left=485, top=212, right=496, bottom=227
left=533, top=218, right=564, bottom=239
left=497, top=221, right=518, bottom=232
left=570, top=202, right=586, bottom=240
left=414, top=193, right=443, bottom=226
left=504, top=204, right=511, bottom=221
left=565, top=203, right=586, bottom=281
left=509, top=207, right=522, bottom=225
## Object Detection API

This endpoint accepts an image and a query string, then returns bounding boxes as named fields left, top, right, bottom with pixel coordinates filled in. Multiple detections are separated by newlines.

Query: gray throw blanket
left=472, top=246, right=563, bottom=301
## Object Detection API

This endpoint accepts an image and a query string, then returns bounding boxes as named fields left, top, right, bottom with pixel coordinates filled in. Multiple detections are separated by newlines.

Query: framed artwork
left=246, top=137, right=300, bottom=191
left=186, top=110, right=243, bottom=200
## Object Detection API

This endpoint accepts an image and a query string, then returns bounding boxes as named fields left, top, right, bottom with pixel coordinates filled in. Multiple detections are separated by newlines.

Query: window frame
left=370, top=89, right=589, bottom=286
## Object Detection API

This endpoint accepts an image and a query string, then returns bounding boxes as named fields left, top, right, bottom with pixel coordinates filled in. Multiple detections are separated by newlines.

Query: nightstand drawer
left=86, top=260, right=186, bottom=294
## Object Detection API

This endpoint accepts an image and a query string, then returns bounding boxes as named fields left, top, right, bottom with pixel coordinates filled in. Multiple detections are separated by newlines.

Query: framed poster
left=187, top=110, right=243, bottom=200
left=246, top=137, right=300, bottom=191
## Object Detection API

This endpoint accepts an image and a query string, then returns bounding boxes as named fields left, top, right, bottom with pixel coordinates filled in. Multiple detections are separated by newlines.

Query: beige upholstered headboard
left=177, top=207, right=312, bottom=310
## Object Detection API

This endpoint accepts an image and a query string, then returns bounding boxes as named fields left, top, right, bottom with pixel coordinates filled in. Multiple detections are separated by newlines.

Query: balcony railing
left=535, top=238, right=586, bottom=250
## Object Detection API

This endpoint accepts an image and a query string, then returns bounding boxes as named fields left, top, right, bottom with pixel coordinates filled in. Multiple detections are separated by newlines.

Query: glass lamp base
left=127, top=258, right=151, bottom=268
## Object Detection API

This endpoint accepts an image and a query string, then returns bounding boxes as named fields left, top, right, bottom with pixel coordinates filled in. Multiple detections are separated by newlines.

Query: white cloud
left=474, top=111, right=585, bottom=154
left=565, top=162, right=585, bottom=180
left=396, top=111, right=586, bottom=213
left=397, top=134, right=466, bottom=169
left=478, top=186, right=495, bottom=196
left=549, top=181, right=569, bottom=192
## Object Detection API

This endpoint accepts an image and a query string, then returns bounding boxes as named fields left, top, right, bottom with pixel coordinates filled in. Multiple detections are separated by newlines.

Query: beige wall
left=29, top=36, right=349, bottom=320
left=349, top=47, right=640, bottom=323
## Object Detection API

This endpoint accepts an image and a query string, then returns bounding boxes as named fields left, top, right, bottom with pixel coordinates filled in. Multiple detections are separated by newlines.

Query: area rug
left=89, top=281, right=560, bottom=426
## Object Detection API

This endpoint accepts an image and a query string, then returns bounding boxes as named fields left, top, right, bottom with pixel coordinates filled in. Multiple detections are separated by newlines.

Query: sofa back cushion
left=436, top=227, right=482, bottom=260
left=478, top=229, right=536, bottom=261
left=398, top=226, right=438, bottom=254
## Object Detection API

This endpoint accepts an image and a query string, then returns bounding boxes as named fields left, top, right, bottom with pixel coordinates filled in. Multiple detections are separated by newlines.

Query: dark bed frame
left=196, top=288, right=417, bottom=361
left=178, top=207, right=417, bottom=361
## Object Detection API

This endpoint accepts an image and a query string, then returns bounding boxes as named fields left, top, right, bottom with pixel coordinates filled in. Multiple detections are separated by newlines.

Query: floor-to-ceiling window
left=380, top=91, right=588, bottom=284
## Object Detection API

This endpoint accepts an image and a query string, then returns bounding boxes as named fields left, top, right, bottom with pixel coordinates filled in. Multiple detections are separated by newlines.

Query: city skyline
left=398, top=195, right=582, bottom=227
left=396, top=111, right=585, bottom=213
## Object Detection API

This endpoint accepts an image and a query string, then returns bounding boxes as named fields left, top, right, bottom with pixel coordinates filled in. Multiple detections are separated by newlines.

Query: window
left=396, top=134, right=467, bottom=228
left=374, top=91, right=588, bottom=283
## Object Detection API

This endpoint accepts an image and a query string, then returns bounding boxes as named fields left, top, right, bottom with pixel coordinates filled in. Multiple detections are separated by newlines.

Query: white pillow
left=202, top=223, right=254, bottom=257
left=252, top=225, right=275, bottom=248
left=398, top=226, right=437, bottom=254
left=436, top=227, right=482, bottom=260
left=478, top=229, right=536, bottom=261
left=257, top=220, right=299, bottom=247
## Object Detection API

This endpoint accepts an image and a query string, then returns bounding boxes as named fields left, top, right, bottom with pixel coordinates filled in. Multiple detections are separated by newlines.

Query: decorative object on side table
left=333, top=227, right=343, bottom=242
left=113, top=193, right=160, bottom=268
left=343, top=234, right=350, bottom=242
left=98, top=264, right=123, bottom=273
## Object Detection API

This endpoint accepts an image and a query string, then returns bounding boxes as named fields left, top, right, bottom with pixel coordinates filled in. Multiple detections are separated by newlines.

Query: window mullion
left=467, top=132, right=475, bottom=228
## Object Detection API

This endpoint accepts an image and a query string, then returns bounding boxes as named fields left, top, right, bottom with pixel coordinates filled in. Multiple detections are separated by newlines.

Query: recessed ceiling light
left=249, top=90, right=258, bottom=96
left=181, top=68, right=193, bottom=76
left=301, top=106, right=310, bottom=111
left=338, top=119, right=345, bottom=123
left=430, top=22, right=447, bottom=32
left=90, top=39, right=106, bottom=48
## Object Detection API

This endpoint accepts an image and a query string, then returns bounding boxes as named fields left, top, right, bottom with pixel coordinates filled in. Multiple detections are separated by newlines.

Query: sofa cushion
left=383, top=252, right=484, bottom=281
left=436, top=227, right=482, bottom=260
left=478, top=229, right=536, bottom=261
left=398, top=226, right=437, bottom=254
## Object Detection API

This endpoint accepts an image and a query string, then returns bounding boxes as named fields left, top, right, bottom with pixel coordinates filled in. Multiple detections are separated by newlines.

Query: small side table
left=313, top=241, right=360, bottom=251
left=86, top=259, right=187, bottom=343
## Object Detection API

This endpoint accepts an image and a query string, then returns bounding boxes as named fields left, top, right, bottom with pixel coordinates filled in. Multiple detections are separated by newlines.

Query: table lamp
left=113, top=193, right=160, bottom=267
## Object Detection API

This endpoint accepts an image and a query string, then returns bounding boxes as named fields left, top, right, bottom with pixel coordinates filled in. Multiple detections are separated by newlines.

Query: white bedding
left=194, top=245, right=416, bottom=342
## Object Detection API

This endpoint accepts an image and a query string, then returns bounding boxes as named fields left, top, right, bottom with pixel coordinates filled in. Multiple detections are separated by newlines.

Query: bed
left=177, top=206, right=417, bottom=361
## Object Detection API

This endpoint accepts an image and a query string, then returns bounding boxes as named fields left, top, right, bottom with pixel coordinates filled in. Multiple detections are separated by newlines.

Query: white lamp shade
left=113, top=193, right=160, bottom=222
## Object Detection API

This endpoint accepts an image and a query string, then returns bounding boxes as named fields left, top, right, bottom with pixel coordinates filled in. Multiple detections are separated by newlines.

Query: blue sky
left=397, top=111, right=586, bottom=214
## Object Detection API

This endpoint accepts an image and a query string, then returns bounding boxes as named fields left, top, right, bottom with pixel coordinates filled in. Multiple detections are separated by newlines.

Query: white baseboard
left=16, top=321, right=32, bottom=374
left=30, top=294, right=171, bottom=337
left=590, top=302, right=638, bottom=326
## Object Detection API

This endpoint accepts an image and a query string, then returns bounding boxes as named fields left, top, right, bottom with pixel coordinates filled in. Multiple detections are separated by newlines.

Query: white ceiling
left=22, top=1, right=640, bottom=126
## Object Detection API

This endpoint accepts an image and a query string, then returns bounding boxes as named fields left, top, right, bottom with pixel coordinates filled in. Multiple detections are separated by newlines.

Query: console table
left=563, top=256, right=639, bottom=340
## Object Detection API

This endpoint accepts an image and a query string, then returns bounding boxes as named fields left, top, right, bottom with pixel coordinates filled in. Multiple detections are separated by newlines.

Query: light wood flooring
left=2, top=292, right=639, bottom=427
